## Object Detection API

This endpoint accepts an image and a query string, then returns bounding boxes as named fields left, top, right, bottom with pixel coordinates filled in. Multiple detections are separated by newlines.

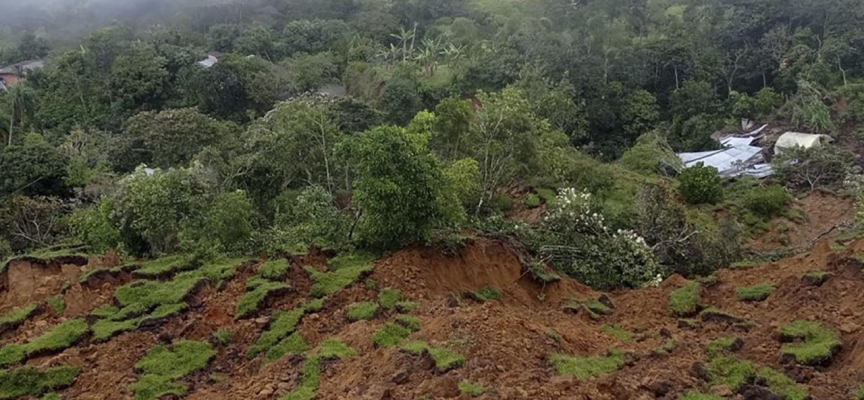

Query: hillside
left=1, top=236, right=863, bottom=400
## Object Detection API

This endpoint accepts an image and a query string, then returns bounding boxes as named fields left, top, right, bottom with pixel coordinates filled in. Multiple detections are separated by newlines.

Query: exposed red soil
left=747, top=190, right=856, bottom=252
left=2, top=235, right=864, bottom=399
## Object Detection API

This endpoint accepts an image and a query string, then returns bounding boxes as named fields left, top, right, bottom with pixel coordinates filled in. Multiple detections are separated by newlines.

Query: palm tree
left=442, top=43, right=466, bottom=68
left=6, top=84, right=37, bottom=146
left=416, top=37, right=444, bottom=76
left=390, top=25, right=417, bottom=62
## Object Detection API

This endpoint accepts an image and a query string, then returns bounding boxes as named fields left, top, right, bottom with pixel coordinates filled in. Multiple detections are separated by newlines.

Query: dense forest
left=2, top=0, right=864, bottom=289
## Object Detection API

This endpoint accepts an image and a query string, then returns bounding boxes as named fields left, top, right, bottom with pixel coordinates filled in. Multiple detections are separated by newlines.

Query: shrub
left=743, top=185, right=792, bottom=218
left=268, top=186, right=351, bottom=252
left=181, top=190, right=256, bottom=256
left=736, top=284, right=776, bottom=302
left=678, top=163, right=723, bottom=205
left=65, top=198, right=122, bottom=253
left=548, top=351, right=624, bottom=379
left=669, top=282, right=700, bottom=317
left=540, top=188, right=661, bottom=290
left=773, top=146, right=856, bottom=191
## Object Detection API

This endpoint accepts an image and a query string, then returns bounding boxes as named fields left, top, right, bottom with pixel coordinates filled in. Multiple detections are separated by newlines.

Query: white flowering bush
left=540, top=188, right=661, bottom=290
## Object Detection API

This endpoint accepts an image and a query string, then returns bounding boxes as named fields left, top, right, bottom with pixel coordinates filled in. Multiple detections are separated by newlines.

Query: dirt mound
left=748, top=190, right=856, bottom=252
left=2, top=238, right=864, bottom=400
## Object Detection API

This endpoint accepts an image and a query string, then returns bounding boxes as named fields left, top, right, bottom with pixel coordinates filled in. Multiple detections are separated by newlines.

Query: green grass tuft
left=394, top=301, right=418, bottom=312
left=115, top=275, right=204, bottom=311
left=140, top=303, right=187, bottom=324
left=458, top=380, right=488, bottom=396
left=548, top=351, right=624, bottom=379
left=318, top=338, right=357, bottom=359
left=395, top=315, right=421, bottom=332
left=0, top=365, right=81, bottom=400
left=469, top=287, right=501, bottom=302
left=280, top=355, right=320, bottom=400
left=346, top=302, right=379, bottom=321
left=855, top=384, right=864, bottom=400
left=212, top=329, right=232, bottom=346
left=736, top=284, right=776, bottom=302
left=327, top=252, right=377, bottom=272
left=372, top=323, right=412, bottom=348
left=546, top=330, right=562, bottom=342
left=0, top=303, right=40, bottom=333
left=669, top=282, right=700, bottom=317
left=706, top=356, right=807, bottom=400
left=305, top=261, right=373, bottom=298
left=777, top=320, right=841, bottom=365
left=41, top=392, right=61, bottom=400
left=264, top=332, right=309, bottom=364
left=653, top=340, right=676, bottom=355
left=90, top=305, right=120, bottom=319
left=536, top=188, right=557, bottom=205
left=706, top=337, right=741, bottom=357
left=400, top=341, right=428, bottom=355
left=0, top=319, right=89, bottom=367
left=92, top=318, right=141, bottom=342
left=428, top=347, right=465, bottom=372
left=130, top=341, right=216, bottom=400
left=378, top=288, right=402, bottom=309
left=257, top=259, right=290, bottom=280
left=188, top=258, right=246, bottom=285
left=235, top=281, right=289, bottom=319
left=45, top=296, right=65, bottom=314
left=601, top=325, right=633, bottom=342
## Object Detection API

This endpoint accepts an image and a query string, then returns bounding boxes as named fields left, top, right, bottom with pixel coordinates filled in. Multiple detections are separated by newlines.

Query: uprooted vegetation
left=669, top=282, right=701, bottom=317
left=129, top=340, right=216, bottom=400
left=0, top=304, right=40, bottom=334
left=281, top=339, right=357, bottom=400
left=0, top=366, right=81, bottom=400
left=736, top=283, right=776, bottom=302
left=0, top=319, right=89, bottom=367
left=548, top=351, right=625, bottom=380
left=246, top=299, right=324, bottom=360
left=777, top=320, right=842, bottom=366
left=705, top=356, right=808, bottom=400
left=400, top=341, right=465, bottom=373
left=305, top=253, right=374, bottom=298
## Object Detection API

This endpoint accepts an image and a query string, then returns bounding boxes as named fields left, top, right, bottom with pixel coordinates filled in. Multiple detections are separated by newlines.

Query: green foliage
left=346, top=302, right=379, bottom=321
left=394, top=301, right=418, bottom=313
left=458, top=381, right=488, bottom=396
left=120, top=108, right=230, bottom=170
left=469, top=287, right=501, bottom=302
left=0, top=303, right=39, bottom=333
left=246, top=300, right=322, bottom=359
left=371, top=289, right=399, bottom=310
left=372, top=323, right=412, bottom=348
left=395, top=315, right=421, bottom=332
left=181, top=190, right=256, bottom=256
left=130, top=341, right=216, bottom=400
left=428, top=347, right=466, bottom=372
left=45, top=296, right=64, bottom=314
left=524, top=193, right=541, bottom=208
left=318, top=338, right=357, bottom=359
left=618, top=132, right=682, bottom=176
left=257, top=259, right=290, bottom=280
left=134, top=254, right=193, bottom=278
left=856, top=384, right=864, bottom=400
left=280, top=355, right=321, bottom=400
left=65, top=199, right=122, bottom=253
left=306, top=261, right=373, bottom=298
left=346, top=125, right=449, bottom=248
left=777, top=321, right=841, bottom=365
left=736, top=284, right=776, bottom=302
left=41, top=393, right=61, bottom=400
left=400, top=341, right=429, bottom=355
left=669, top=282, right=701, bottom=317
left=548, top=351, right=624, bottom=380
left=235, top=280, right=289, bottom=319
left=773, top=146, right=856, bottom=191
left=0, top=366, right=81, bottom=400
left=0, top=319, right=89, bottom=367
left=601, top=325, right=633, bottom=342
left=268, top=186, right=351, bottom=252
left=0, top=133, right=68, bottom=197
left=264, top=332, right=309, bottom=364
left=678, top=164, right=723, bottom=205
left=743, top=185, right=792, bottom=218
left=707, top=356, right=807, bottom=400
left=212, top=330, right=232, bottom=346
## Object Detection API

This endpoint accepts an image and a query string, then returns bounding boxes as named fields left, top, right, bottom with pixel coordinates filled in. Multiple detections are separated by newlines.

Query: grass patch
left=246, top=300, right=322, bottom=359
left=92, top=318, right=141, bottom=342
left=235, top=281, right=289, bottom=319
left=802, top=270, right=832, bottom=286
left=305, top=261, right=373, bottom=298
left=130, top=340, right=216, bottom=400
left=394, top=301, right=418, bottom=312
left=736, top=284, right=776, bottom=302
left=706, top=337, right=742, bottom=357
left=601, top=325, right=633, bottom=342
left=699, top=308, right=746, bottom=324
left=395, top=315, right=421, bottom=332
left=257, top=259, right=290, bottom=280
left=188, top=258, right=246, bottom=285
left=264, top=332, right=309, bottom=364
left=372, top=323, right=412, bottom=348
left=0, top=319, right=89, bottom=367
left=280, top=355, right=320, bottom=400
left=563, top=298, right=612, bottom=320
left=115, top=275, right=205, bottom=311
left=536, top=188, right=557, bottom=205
left=777, top=320, right=841, bottom=366
left=0, top=365, right=81, bottom=400
left=378, top=289, right=402, bottom=309
left=327, top=252, right=377, bottom=272
left=41, top=393, right=61, bottom=400
left=524, top=193, right=541, bottom=208
left=548, top=351, right=624, bottom=380
left=546, top=330, right=562, bottom=342
left=653, top=340, right=676, bottom=355
left=0, top=303, right=40, bottom=333
left=318, top=338, right=357, bottom=359
left=527, top=261, right=561, bottom=283
left=141, top=303, right=187, bottom=323
left=346, top=302, right=379, bottom=321
left=668, top=282, right=700, bottom=317
left=458, top=380, right=488, bottom=396
left=678, top=318, right=700, bottom=329
left=400, top=341, right=429, bottom=355
left=428, top=347, right=465, bottom=372
left=706, top=356, right=807, bottom=400
left=212, top=329, right=232, bottom=346
left=133, top=254, right=193, bottom=278
left=45, top=296, right=65, bottom=314
left=855, top=384, right=864, bottom=400
left=468, top=287, right=501, bottom=302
